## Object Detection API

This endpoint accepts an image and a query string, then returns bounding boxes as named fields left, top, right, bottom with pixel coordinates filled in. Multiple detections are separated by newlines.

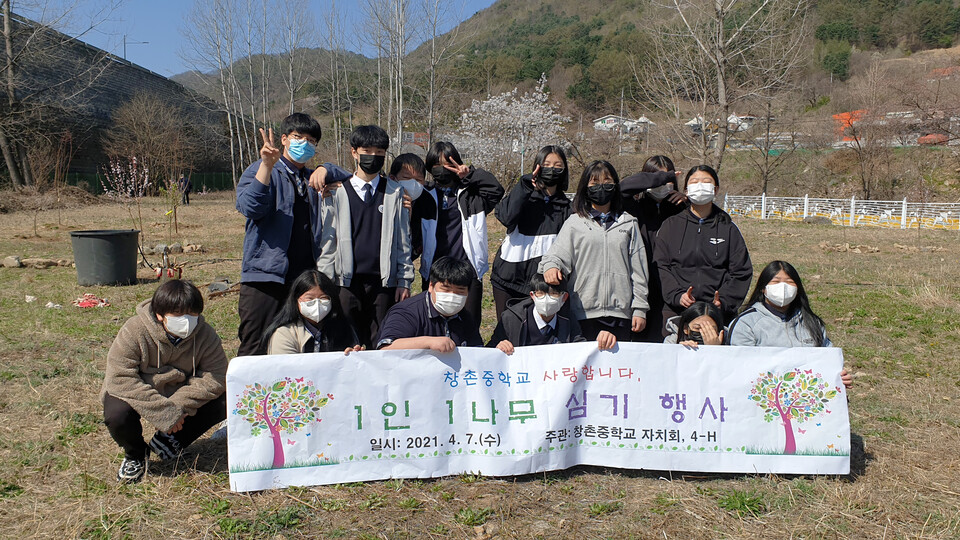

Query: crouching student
left=262, top=269, right=363, bottom=355
left=663, top=301, right=725, bottom=348
left=727, top=260, right=853, bottom=388
left=375, top=256, right=483, bottom=352
left=488, top=273, right=619, bottom=355
left=101, top=280, right=227, bottom=484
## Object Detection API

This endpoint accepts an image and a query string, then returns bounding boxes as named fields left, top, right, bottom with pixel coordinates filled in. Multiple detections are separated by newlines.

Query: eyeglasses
left=532, top=291, right=563, bottom=299
left=288, top=133, right=318, bottom=146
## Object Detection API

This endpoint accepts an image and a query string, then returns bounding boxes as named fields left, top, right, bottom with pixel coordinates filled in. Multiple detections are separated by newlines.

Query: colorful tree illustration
left=749, top=369, right=840, bottom=454
left=233, top=377, right=332, bottom=468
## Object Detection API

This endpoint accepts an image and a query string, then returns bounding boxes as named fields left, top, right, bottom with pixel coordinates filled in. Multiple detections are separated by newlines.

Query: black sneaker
left=148, top=431, right=183, bottom=461
left=117, top=456, right=146, bottom=484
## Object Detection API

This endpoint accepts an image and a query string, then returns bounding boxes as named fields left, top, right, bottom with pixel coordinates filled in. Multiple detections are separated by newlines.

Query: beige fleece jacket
left=100, top=299, right=227, bottom=432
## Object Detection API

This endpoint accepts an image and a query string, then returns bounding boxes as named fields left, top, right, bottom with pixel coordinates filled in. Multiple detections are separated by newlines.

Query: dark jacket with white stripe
left=653, top=205, right=752, bottom=323
left=411, top=166, right=504, bottom=281
left=491, top=174, right=572, bottom=295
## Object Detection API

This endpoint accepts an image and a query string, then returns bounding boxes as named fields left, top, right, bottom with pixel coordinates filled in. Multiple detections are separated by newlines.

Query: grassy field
left=0, top=191, right=958, bottom=539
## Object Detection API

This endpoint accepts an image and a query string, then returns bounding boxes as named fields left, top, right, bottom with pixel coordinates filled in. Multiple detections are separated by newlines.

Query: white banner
left=226, top=343, right=850, bottom=492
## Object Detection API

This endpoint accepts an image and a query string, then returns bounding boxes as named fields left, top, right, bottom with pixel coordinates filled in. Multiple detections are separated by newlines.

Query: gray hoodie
left=727, top=301, right=831, bottom=347
left=538, top=213, right=649, bottom=321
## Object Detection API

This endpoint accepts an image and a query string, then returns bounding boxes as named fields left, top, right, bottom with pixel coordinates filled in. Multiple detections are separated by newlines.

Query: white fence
left=723, top=194, right=960, bottom=230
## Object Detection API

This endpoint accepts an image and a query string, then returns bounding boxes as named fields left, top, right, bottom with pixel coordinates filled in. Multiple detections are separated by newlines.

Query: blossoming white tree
left=457, top=75, right=570, bottom=185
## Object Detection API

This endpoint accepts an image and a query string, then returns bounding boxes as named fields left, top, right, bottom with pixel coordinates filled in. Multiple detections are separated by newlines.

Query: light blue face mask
left=287, top=138, right=316, bottom=164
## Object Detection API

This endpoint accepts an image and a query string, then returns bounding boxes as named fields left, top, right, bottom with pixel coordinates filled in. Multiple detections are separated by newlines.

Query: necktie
left=362, top=183, right=372, bottom=204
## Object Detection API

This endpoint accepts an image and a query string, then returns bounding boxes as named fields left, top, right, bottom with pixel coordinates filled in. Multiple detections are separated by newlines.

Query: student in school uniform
left=490, top=146, right=573, bottom=323
left=375, top=256, right=484, bottom=351
left=315, top=125, right=414, bottom=348
left=235, top=113, right=332, bottom=357
left=539, top=160, right=650, bottom=342
left=411, top=141, right=504, bottom=326
left=488, top=273, right=618, bottom=355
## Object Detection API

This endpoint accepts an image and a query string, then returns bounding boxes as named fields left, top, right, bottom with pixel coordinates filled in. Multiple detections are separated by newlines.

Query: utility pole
left=123, top=34, right=149, bottom=60
left=618, top=87, right=624, bottom=156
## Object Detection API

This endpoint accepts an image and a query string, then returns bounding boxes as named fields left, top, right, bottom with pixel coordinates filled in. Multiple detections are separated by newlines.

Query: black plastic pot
left=69, top=229, right=140, bottom=286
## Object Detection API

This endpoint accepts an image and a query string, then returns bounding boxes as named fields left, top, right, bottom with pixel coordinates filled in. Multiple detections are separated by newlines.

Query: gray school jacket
left=538, top=213, right=649, bottom=321
left=727, top=301, right=831, bottom=347
left=318, top=175, right=415, bottom=290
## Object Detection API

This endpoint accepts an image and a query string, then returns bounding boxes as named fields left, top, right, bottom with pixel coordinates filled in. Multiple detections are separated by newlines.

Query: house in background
left=592, top=114, right=655, bottom=134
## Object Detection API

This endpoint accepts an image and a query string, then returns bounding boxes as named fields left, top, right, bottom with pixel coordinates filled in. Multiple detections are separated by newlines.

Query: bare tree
left=367, top=0, right=415, bottom=149
left=638, top=0, right=811, bottom=171
left=276, top=0, right=315, bottom=115
left=181, top=0, right=240, bottom=188
left=844, top=60, right=897, bottom=199
left=744, top=95, right=804, bottom=193
left=420, top=0, right=465, bottom=148
left=0, top=0, right=114, bottom=187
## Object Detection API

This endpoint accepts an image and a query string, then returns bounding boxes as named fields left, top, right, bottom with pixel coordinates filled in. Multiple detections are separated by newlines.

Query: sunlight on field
left=0, top=192, right=957, bottom=538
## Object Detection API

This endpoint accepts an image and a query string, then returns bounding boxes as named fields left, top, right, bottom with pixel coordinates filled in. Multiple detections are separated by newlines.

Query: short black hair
left=390, top=153, right=425, bottom=178
left=528, top=273, right=566, bottom=295
left=641, top=155, right=675, bottom=173
left=429, top=256, right=473, bottom=288
left=573, top=160, right=622, bottom=218
left=150, top=280, right=203, bottom=317
left=280, top=113, right=322, bottom=141
left=683, top=164, right=719, bottom=189
left=425, top=141, right=463, bottom=170
left=350, top=125, right=390, bottom=150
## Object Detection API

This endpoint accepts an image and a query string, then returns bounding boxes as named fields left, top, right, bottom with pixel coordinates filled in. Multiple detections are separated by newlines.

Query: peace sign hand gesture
left=259, top=128, right=281, bottom=167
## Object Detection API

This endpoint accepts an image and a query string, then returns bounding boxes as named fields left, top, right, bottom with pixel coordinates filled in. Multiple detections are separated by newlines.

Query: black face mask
left=537, top=167, right=565, bottom=187
left=586, top=183, right=616, bottom=206
left=431, top=165, right=458, bottom=187
left=685, top=330, right=705, bottom=345
left=358, top=154, right=385, bottom=175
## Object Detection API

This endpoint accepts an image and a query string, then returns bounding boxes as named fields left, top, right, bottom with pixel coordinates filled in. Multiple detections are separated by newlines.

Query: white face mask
left=647, top=184, right=673, bottom=202
left=532, top=293, right=564, bottom=318
left=686, top=182, right=715, bottom=205
left=765, top=282, right=798, bottom=308
left=398, top=179, right=424, bottom=200
left=164, top=314, right=198, bottom=339
left=433, top=291, right=467, bottom=317
left=299, top=298, right=332, bottom=323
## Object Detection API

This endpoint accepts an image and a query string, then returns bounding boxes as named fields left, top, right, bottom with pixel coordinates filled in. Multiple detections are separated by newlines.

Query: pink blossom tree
left=234, top=377, right=332, bottom=468
left=749, top=369, right=839, bottom=454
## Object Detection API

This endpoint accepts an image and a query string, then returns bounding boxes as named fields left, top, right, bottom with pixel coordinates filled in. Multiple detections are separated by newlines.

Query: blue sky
left=20, top=0, right=496, bottom=77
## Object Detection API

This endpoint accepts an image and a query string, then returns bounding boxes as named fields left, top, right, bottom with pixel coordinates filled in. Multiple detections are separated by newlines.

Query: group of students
left=101, top=112, right=852, bottom=484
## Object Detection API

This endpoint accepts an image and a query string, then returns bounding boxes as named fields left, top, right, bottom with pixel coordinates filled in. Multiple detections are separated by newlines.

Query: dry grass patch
left=0, top=196, right=958, bottom=538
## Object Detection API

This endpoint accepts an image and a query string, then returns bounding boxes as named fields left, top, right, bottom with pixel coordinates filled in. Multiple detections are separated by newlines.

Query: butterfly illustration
left=287, top=439, right=295, bottom=446
left=295, top=377, right=304, bottom=383
left=305, top=433, right=311, bottom=437
left=804, top=369, right=813, bottom=374
left=826, top=409, right=832, bottom=414
left=827, top=444, right=834, bottom=449
left=797, top=428, right=806, bottom=434
left=316, top=453, right=324, bottom=459
left=816, top=423, right=822, bottom=427
left=327, top=394, right=335, bottom=399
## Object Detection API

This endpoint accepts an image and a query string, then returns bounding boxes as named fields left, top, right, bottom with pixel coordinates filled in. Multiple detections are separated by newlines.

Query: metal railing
left=723, top=194, right=960, bottom=230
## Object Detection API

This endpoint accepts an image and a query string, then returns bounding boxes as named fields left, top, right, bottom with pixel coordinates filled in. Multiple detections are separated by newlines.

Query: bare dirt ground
left=0, top=191, right=958, bottom=539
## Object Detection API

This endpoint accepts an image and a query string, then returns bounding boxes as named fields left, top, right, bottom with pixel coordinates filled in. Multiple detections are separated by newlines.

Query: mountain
left=171, top=0, right=960, bottom=118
